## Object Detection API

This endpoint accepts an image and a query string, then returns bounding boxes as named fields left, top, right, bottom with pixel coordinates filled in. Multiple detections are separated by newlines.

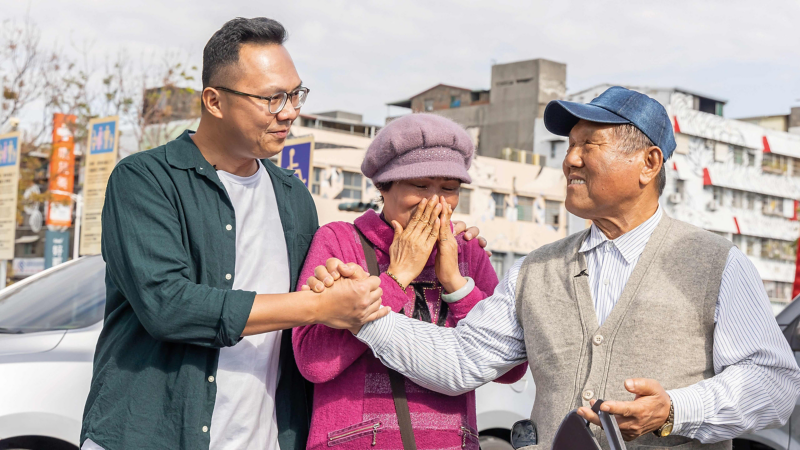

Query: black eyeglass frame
left=213, top=86, right=310, bottom=114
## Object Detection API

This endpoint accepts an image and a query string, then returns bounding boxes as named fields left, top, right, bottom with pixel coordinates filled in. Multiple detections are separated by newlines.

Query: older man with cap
left=309, top=86, right=800, bottom=449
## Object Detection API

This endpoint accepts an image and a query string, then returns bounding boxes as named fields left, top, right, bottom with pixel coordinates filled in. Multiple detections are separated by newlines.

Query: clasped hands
left=578, top=378, right=672, bottom=442
left=304, top=195, right=487, bottom=333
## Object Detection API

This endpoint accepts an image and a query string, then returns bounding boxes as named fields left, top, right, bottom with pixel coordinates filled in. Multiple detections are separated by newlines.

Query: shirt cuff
left=667, top=385, right=705, bottom=438
left=356, top=310, right=398, bottom=356
left=441, top=277, right=475, bottom=303
left=214, top=289, right=257, bottom=347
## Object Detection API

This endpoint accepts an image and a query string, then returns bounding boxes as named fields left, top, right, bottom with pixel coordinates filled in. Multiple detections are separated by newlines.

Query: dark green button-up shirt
left=81, top=130, right=318, bottom=450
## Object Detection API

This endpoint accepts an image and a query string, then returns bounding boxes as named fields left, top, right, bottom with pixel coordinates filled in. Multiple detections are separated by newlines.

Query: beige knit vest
left=514, top=214, right=733, bottom=450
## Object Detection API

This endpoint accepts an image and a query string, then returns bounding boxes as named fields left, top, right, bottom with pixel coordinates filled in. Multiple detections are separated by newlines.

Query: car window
left=0, top=256, right=106, bottom=333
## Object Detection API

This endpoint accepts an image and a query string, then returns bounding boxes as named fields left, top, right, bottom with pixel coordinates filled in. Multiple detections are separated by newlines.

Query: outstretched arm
left=356, top=258, right=529, bottom=395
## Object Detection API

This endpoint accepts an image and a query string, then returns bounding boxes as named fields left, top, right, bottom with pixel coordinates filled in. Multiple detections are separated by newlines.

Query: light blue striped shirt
left=357, top=209, right=800, bottom=443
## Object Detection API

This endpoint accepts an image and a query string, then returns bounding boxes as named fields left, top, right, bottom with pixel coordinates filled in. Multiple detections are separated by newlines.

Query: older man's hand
left=577, top=378, right=671, bottom=441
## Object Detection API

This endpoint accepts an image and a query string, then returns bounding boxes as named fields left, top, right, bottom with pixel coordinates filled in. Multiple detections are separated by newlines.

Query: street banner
left=278, top=135, right=314, bottom=188
left=47, top=113, right=77, bottom=227
left=0, top=132, right=21, bottom=260
left=44, top=228, right=70, bottom=269
left=80, top=116, right=119, bottom=256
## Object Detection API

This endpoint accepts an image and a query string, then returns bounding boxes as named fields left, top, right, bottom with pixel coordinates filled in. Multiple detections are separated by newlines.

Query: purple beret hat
left=361, top=113, right=474, bottom=184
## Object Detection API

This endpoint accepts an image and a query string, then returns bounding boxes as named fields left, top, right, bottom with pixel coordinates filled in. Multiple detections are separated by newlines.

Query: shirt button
left=593, top=335, right=604, bottom=346
left=225, top=274, right=232, bottom=280
left=604, top=279, right=610, bottom=286
left=208, top=376, right=215, bottom=382
left=202, top=426, right=209, bottom=433
left=226, top=224, right=232, bottom=231
left=583, top=389, right=594, bottom=400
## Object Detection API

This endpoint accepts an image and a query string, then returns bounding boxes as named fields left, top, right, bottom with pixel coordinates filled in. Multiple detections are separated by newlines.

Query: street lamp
left=49, top=189, right=83, bottom=262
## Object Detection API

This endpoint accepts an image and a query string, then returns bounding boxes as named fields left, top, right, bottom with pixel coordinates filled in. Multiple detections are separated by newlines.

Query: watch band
left=654, top=399, right=674, bottom=438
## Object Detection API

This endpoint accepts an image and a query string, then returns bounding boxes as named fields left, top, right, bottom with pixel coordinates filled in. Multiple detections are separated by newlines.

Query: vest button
left=593, top=335, right=604, bottom=346
left=582, top=389, right=594, bottom=400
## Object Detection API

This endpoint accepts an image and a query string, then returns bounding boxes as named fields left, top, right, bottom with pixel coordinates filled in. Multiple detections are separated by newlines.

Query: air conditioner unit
left=668, top=193, right=683, bottom=204
left=707, top=201, right=719, bottom=211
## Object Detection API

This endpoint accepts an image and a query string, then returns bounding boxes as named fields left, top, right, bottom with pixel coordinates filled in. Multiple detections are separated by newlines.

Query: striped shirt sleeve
left=356, top=257, right=528, bottom=394
left=667, top=246, right=800, bottom=442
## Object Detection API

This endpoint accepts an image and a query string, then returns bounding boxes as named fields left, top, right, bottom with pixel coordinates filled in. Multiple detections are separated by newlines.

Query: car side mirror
left=783, top=315, right=800, bottom=352
left=510, top=419, right=538, bottom=449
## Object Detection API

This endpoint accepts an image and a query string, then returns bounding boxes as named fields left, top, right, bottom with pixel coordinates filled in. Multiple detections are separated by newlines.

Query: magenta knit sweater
left=294, top=210, right=527, bottom=450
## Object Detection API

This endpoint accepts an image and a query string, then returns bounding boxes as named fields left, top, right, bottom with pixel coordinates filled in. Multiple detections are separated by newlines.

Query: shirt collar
left=579, top=207, right=663, bottom=264
left=165, top=129, right=296, bottom=185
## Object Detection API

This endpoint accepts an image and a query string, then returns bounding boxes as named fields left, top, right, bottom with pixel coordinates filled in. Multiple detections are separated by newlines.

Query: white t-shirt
left=85, top=160, right=289, bottom=450
left=211, top=160, right=289, bottom=450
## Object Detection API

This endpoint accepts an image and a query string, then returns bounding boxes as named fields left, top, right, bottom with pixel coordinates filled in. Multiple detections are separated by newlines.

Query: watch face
left=661, top=423, right=673, bottom=437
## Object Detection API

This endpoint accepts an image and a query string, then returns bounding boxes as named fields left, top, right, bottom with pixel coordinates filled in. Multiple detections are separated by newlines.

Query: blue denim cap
left=543, top=86, right=676, bottom=160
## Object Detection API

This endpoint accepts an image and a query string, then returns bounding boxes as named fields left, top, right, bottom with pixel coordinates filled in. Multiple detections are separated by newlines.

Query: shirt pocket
left=327, top=418, right=383, bottom=447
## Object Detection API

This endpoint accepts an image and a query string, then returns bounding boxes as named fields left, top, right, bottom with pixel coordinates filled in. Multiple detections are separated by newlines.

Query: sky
left=4, top=0, right=800, bottom=126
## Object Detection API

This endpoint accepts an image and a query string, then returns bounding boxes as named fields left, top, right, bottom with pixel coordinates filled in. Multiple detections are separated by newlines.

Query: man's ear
left=202, top=87, right=224, bottom=119
left=640, top=146, right=663, bottom=187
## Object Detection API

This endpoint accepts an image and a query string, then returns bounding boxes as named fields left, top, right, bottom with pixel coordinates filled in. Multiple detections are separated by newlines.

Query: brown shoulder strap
left=356, top=229, right=417, bottom=450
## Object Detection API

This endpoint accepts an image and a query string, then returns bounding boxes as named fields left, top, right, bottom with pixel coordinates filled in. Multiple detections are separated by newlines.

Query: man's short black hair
left=202, top=17, right=288, bottom=88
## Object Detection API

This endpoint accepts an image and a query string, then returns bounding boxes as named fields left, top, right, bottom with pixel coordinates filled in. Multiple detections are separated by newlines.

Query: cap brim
left=543, top=100, right=630, bottom=137
left=371, top=161, right=472, bottom=184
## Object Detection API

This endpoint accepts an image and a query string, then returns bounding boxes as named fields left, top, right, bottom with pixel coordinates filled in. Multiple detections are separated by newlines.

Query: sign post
left=0, top=132, right=21, bottom=286
left=278, top=135, right=315, bottom=188
left=79, top=116, right=119, bottom=256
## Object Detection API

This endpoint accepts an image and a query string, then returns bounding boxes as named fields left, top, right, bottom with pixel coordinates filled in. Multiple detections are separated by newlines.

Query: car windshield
left=0, top=256, right=106, bottom=333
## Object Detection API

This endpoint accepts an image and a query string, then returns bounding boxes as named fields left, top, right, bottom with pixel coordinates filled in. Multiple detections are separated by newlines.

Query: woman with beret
left=293, top=113, right=527, bottom=449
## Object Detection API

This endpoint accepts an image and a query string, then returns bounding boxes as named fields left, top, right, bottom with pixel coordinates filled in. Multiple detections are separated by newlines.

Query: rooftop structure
left=386, top=58, right=567, bottom=163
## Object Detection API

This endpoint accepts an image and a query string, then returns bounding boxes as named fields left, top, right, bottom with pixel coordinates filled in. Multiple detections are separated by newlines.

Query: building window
left=762, top=196, right=784, bottom=217
left=747, top=149, right=757, bottom=167
left=731, top=190, right=743, bottom=209
left=424, top=99, right=434, bottom=112
left=311, top=167, right=322, bottom=195
left=491, top=192, right=506, bottom=218
left=793, top=157, right=800, bottom=178
left=450, top=96, right=461, bottom=108
left=454, top=188, right=471, bottom=214
left=732, top=146, right=744, bottom=165
left=336, top=171, right=363, bottom=200
left=745, top=236, right=757, bottom=257
left=764, top=280, right=794, bottom=303
left=550, top=141, right=558, bottom=159
left=517, top=196, right=534, bottom=222
left=545, top=200, right=561, bottom=227
left=491, top=252, right=506, bottom=279
left=760, top=237, right=797, bottom=262
left=712, top=186, right=724, bottom=207
left=746, top=192, right=756, bottom=210
left=762, top=153, right=789, bottom=175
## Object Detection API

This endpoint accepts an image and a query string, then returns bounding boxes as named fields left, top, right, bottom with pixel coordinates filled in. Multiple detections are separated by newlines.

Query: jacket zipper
left=328, top=422, right=381, bottom=446
left=460, top=426, right=479, bottom=448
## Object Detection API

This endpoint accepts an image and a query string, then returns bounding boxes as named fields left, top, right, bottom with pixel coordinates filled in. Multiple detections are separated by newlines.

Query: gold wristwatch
left=654, top=399, right=674, bottom=437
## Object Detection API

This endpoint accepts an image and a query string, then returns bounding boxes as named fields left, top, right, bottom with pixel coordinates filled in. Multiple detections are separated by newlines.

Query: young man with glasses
left=79, top=18, right=389, bottom=450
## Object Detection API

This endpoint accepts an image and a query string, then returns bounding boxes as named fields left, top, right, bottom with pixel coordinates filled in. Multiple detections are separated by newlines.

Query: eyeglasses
left=213, top=86, right=310, bottom=114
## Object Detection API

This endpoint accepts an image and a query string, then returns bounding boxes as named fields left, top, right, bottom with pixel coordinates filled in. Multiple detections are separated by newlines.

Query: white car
left=0, top=256, right=535, bottom=450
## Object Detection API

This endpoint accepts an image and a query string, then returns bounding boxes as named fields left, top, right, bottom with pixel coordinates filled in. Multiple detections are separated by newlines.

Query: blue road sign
left=280, top=138, right=314, bottom=187
left=0, top=135, right=19, bottom=167
left=89, top=120, right=117, bottom=155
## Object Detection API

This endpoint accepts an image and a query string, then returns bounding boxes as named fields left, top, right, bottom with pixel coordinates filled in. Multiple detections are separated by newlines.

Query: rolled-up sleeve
left=102, top=162, right=255, bottom=347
